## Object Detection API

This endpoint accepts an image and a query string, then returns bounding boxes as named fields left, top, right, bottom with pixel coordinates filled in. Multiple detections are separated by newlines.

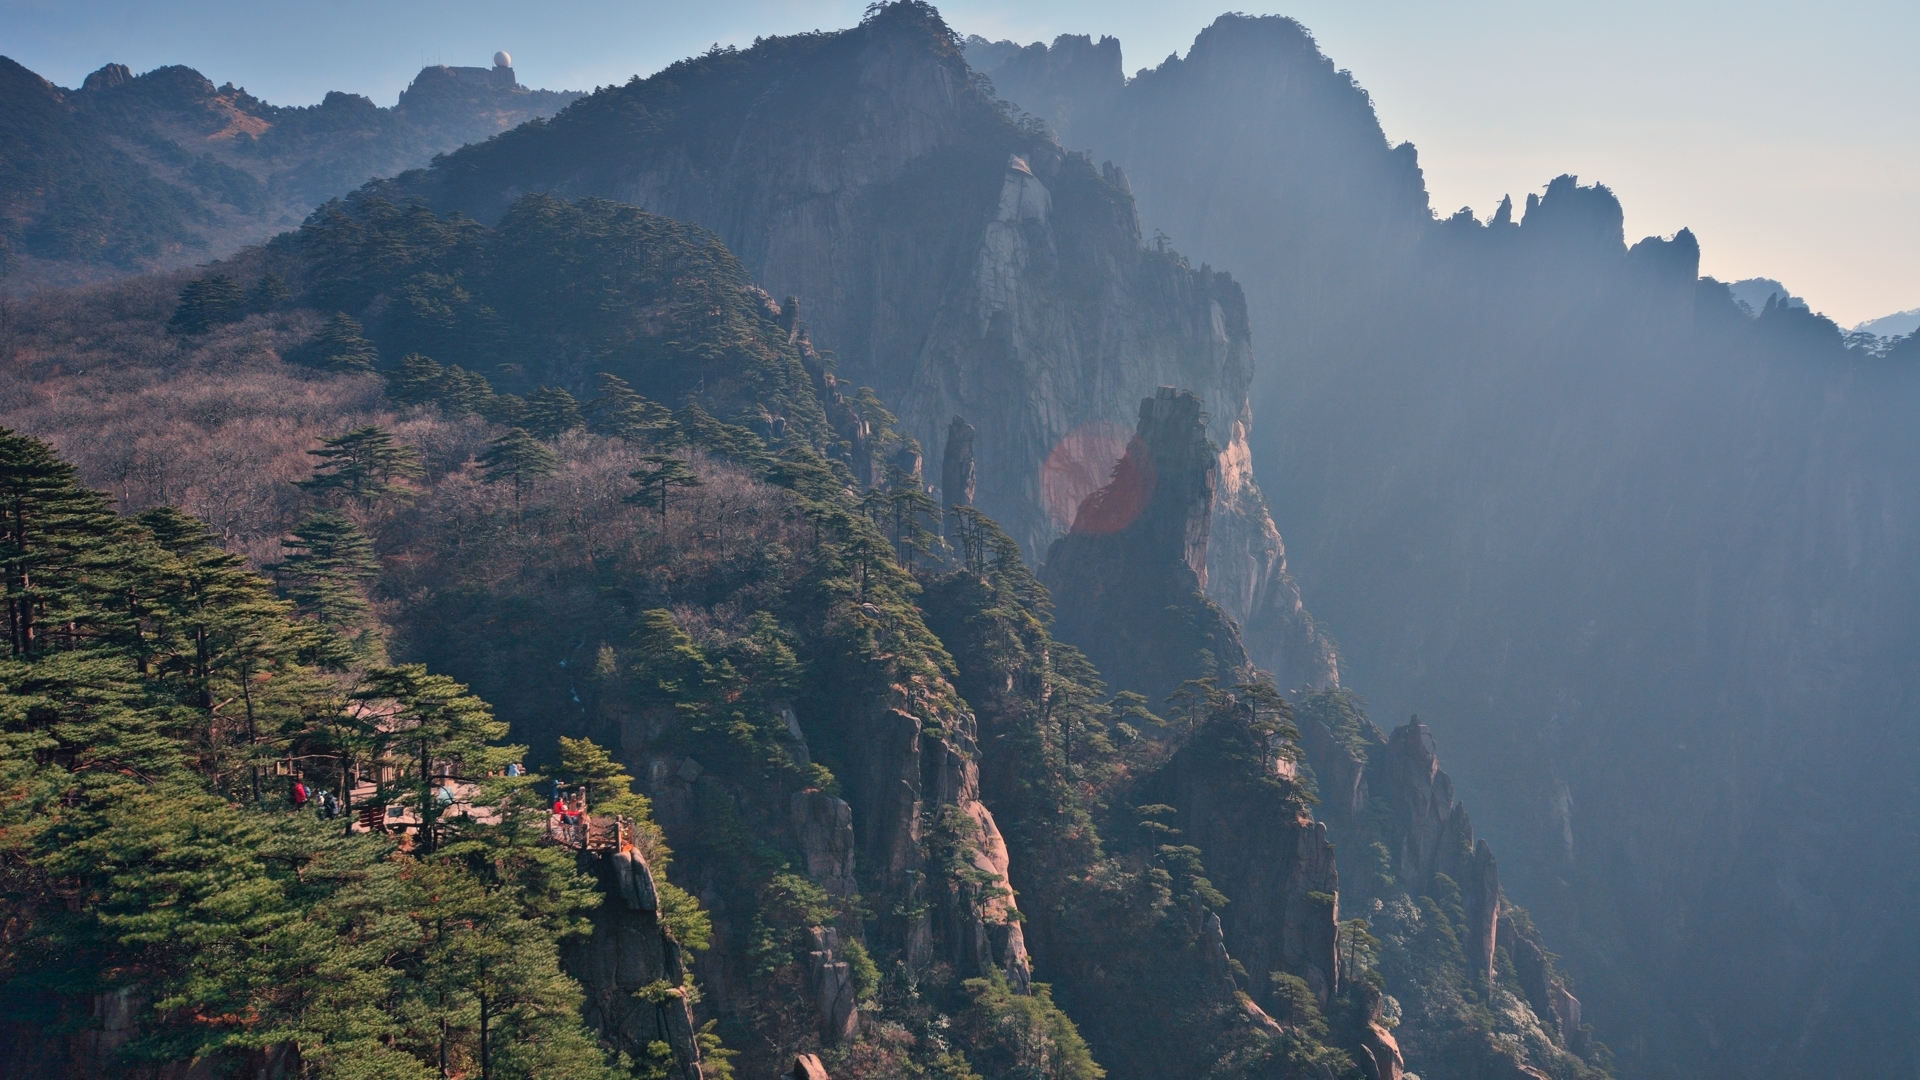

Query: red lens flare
left=1042, top=422, right=1152, bottom=534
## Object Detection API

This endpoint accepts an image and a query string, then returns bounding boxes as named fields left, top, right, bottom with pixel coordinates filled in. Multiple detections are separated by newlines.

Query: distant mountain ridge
left=1853, top=305, right=1920, bottom=338
left=371, top=1, right=1339, bottom=692
left=0, top=54, right=580, bottom=289
left=969, top=18, right=1920, bottom=1080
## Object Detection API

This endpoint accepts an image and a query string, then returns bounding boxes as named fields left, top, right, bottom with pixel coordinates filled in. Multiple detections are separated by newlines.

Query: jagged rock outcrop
left=1041, top=388, right=1342, bottom=1014
left=1145, top=698, right=1342, bottom=1009
left=387, top=2, right=1336, bottom=691
left=940, top=415, right=977, bottom=536
left=1286, top=698, right=1602, bottom=1078
left=837, top=693, right=1033, bottom=991
left=781, top=1053, right=831, bottom=1080
left=1042, top=387, right=1249, bottom=705
left=1344, top=981, right=1406, bottom=1080
left=1380, top=719, right=1501, bottom=992
left=564, top=846, right=705, bottom=1080
left=975, top=19, right=1920, bottom=1077
left=1210, top=436, right=1341, bottom=691
left=1500, top=915, right=1592, bottom=1056
left=1296, top=708, right=1371, bottom=820
left=804, top=926, right=860, bottom=1044
left=918, top=555, right=1307, bottom=1080
left=1358, top=1020, right=1405, bottom=1080
left=790, top=789, right=859, bottom=899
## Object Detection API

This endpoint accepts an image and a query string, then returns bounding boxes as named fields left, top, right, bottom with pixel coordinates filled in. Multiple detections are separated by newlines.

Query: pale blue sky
left=4, top=0, right=1915, bottom=324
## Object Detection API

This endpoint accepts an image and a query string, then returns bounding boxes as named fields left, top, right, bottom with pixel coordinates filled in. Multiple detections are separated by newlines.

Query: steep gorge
left=1041, top=388, right=1606, bottom=1080
left=972, top=19, right=1920, bottom=1079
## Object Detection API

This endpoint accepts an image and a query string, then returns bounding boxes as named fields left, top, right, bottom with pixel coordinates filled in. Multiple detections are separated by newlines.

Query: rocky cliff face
left=391, top=2, right=1336, bottom=694
left=611, top=677, right=1032, bottom=1047
left=1293, top=695, right=1602, bottom=1079
left=1032, top=386, right=1344, bottom=1062
left=1378, top=720, right=1501, bottom=993
left=973, top=18, right=1920, bottom=1077
left=829, top=689, right=1033, bottom=990
left=565, top=848, right=706, bottom=1079
left=1144, top=704, right=1343, bottom=1010
left=1040, top=387, right=1248, bottom=705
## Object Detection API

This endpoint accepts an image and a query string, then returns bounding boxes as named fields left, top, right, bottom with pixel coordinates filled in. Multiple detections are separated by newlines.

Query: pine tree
left=553, top=735, right=653, bottom=821
left=482, top=391, right=527, bottom=428
left=878, top=465, right=941, bottom=567
left=0, top=428, right=136, bottom=658
left=274, top=511, right=380, bottom=651
left=675, top=401, right=767, bottom=468
left=135, top=506, right=322, bottom=798
left=247, top=273, right=293, bottom=312
left=625, top=454, right=702, bottom=534
left=0, top=436, right=626, bottom=1079
left=307, top=312, right=378, bottom=371
left=168, top=275, right=247, bottom=335
left=479, top=428, right=560, bottom=511
left=349, top=664, right=509, bottom=853
left=389, top=352, right=448, bottom=405
left=589, top=373, right=679, bottom=447
left=521, top=387, right=585, bottom=440
left=296, top=426, right=424, bottom=507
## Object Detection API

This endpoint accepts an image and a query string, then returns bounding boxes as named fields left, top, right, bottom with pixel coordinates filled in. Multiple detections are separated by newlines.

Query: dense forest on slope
left=970, top=19, right=1920, bottom=1080
left=0, top=54, right=579, bottom=289
left=347, top=1, right=1338, bottom=705
left=0, top=149, right=1610, bottom=1079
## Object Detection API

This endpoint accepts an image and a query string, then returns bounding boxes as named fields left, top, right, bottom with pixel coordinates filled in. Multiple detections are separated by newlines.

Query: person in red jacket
left=292, top=779, right=309, bottom=809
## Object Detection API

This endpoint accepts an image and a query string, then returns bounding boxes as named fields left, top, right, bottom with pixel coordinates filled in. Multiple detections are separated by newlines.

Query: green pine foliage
left=952, top=972, right=1105, bottom=1080
left=0, top=428, right=628, bottom=1079
left=478, top=427, right=561, bottom=508
left=522, top=386, right=586, bottom=440
left=589, top=373, right=681, bottom=447
left=303, top=311, right=380, bottom=372
left=247, top=272, right=293, bottom=311
left=272, top=510, right=381, bottom=658
left=296, top=425, right=424, bottom=507
left=625, top=454, right=702, bottom=531
left=167, top=274, right=247, bottom=334
left=295, top=191, right=832, bottom=448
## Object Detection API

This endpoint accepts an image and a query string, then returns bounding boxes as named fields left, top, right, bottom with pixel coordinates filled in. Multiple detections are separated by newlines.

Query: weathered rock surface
left=563, top=847, right=705, bottom=1080
left=804, top=926, right=860, bottom=1044
left=940, top=415, right=977, bottom=535
left=835, top=691, right=1033, bottom=989
left=1380, top=719, right=1502, bottom=992
left=1296, top=710, right=1370, bottom=820
left=1500, top=913, right=1591, bottom=1055
left=1148, top=721, right=1342, bottom=1009
left=1042, top=387, right=1250, bottom=705
left=392, top=3, right=1336, bottom=691
left=781, top=1052, right=832, bottom=1080
left=790, top=789, right=858, bottom=899
left=1358, top=1020, right=1405, bottom=1080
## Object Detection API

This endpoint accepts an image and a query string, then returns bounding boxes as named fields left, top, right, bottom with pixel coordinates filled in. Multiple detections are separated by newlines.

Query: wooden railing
left=546, top=813, right=626, bottom=853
